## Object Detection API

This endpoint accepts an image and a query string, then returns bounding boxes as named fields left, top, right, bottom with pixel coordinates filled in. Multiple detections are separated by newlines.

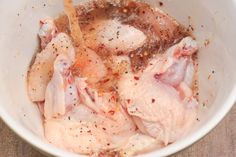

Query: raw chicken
left=44, top=105, right=114, bottom=154
left=45, top=105, right=159, bottom=156
left=118, top=37, right=198, bottom=144
left=28, top=33, right=75, bottom=102
left=44, top=82, right=137, bottom=154
left=27, top=0, right=200, bottom=156
left=83, top=19, right=147, bottom=54
left=156, top=37, right=198, bottom=87
left=44, top=53, right=79, bottom=119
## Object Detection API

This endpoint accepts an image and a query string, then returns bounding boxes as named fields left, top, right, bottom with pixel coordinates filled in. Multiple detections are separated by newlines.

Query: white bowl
left=0, top=0, right=236, bottom=156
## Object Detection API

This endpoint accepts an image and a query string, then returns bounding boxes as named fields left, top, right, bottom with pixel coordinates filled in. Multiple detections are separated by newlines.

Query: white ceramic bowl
left=0, top=0, right=236, bottom=156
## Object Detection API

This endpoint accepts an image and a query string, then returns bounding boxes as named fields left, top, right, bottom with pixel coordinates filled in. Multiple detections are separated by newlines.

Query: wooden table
left=1, top=104, right=235, bottom=157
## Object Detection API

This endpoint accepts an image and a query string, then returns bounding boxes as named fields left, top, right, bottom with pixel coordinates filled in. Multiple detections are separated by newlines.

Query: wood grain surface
left=0, top=104, right=235, bottom=157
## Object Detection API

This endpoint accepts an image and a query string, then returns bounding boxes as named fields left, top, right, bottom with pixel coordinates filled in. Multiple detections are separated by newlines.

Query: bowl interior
left=0, top=0, right=236, bottom=156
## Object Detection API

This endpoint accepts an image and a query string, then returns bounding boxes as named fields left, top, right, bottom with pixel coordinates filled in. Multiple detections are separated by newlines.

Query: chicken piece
left=38, top=18, right=58, bottom=49
left=83, top=19, right=147, bottom=54
left=118, top=37, right=198, bottom=144
left=44, top=53, right=79, bottom=119
left=28, top=33, right=75, bottom=102
left=64, top=0, right=108, bottom=84
left=44, top=105, right=111, bottom=154
left=119, top=76, right=196, bottom=144
left=44, top=103, right=136, bottom=155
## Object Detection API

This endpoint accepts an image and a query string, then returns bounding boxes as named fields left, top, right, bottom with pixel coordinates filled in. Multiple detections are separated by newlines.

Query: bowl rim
left=0, top=84, right=235, bottom=157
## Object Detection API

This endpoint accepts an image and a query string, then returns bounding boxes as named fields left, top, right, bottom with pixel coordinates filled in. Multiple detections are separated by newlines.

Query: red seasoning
left=108, top=110, right=115, bottom=115
left=134, top=76, right=140, bottom=80
left=127, top=99, right=131, bottom=104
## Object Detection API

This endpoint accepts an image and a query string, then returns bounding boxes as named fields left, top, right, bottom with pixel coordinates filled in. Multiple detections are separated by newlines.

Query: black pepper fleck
left=152, top=98, right=155, bottom=103
left=159, top=2, right=163, bottom=7
left=108, top=38, right=114, bottom=41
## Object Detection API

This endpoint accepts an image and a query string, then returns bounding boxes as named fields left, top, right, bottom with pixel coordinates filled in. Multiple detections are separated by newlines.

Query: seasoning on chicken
left=44, top=53, right=79, bottom=119
left=27, top=0, right=200, bottom=156
left=118, top=37, right=198, bottom=145
left=28, top=33, right=75, bottom=102
left=64, top=0, right=108, bottom=84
